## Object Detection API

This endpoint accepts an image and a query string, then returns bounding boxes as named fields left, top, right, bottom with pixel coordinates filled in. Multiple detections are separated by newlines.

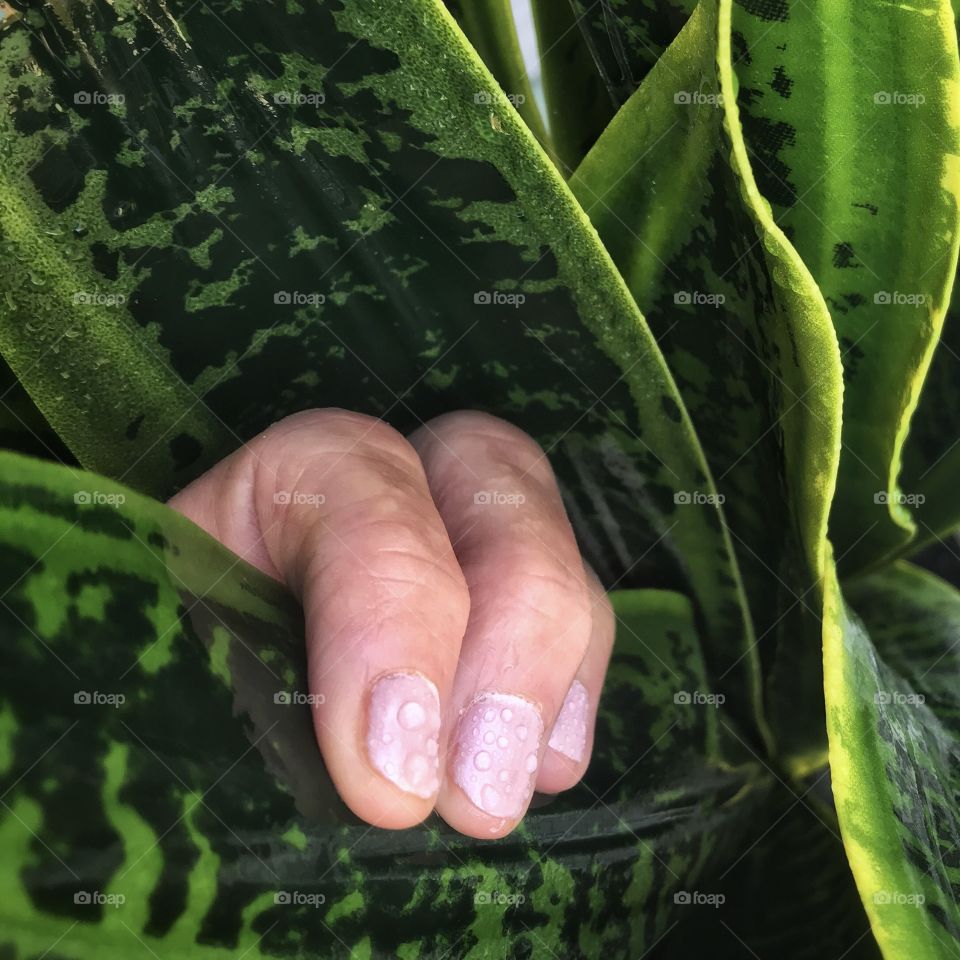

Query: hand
left=168, top=409, right=614, bottom=838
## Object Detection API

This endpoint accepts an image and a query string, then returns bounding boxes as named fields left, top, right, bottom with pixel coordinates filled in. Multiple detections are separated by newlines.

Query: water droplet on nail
left=474, top=750, right=491, bottom=771
left=426, top=737, right=438, bottom=756
left=525, top=753, right=538, bottom=773
left=483, top=708, right=496, bottom=722
left=405, top=753, right=430, bottom=785
left=498, top=769, right=509, bottom=782
left=516, top=725, right=527, bottom=741
left=382, top=733, right=392, bottom=744
left=483, top=730, right=495, bottom=744
left=497, top=735, right=508, bottom=748
left=398, top=700, right=426, bottom=730
left=480, top=784, right=500, bottom=812
left=501, top=708, right=512, bottom=722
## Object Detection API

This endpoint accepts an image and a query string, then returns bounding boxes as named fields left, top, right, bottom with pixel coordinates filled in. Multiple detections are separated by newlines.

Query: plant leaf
left=0, top=0, right=766, bottom=731
left=443, top=0, right=553, bottom=157
left=0, top=451, right=767, bottom=957
left=825, top=560, right=960, bottom=957
left=569, top=0, right=843, bottom=759
left=528, top=0, right=616, bottom=175
left=725, top=0, right=960, bottom=575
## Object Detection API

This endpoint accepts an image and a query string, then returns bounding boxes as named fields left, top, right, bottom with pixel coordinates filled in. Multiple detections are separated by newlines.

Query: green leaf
left=725, top=0, right=960, bottom=574
left=825, top=560, right=960, bottom=957
left=0, top=451, right=767, bottom=957
left=569, top=0, right=843, bottom=759
left=563, top=0, right=696, bottom=106
left=442, top=0, right=553, bottom=157
left=0, top=0, right=766, bottom=734
left=528, top=0, right=616, bottom=175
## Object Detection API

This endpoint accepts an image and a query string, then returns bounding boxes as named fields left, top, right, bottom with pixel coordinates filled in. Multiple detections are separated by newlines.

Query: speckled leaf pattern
left=826, top=561, right=960, bottom=958
left=569, top=0, right=844, bottom=761
left=0, top=0, right=767, bottom=732
left=0, top=451, right=768, bottom=958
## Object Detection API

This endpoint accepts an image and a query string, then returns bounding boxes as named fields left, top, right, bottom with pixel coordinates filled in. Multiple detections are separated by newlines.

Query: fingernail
left=366, top=672, right=441, bottom=798
left=547, top=680, right=590, bottom=762
left=452, top=692, right=543, bottom=819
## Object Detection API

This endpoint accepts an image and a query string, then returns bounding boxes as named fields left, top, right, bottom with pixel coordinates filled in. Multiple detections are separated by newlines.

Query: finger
left=409, top=411, right=592, bottom=838
left=536, top=566, right=614, bottom=793
left=168, top=409, right=469, bottom=828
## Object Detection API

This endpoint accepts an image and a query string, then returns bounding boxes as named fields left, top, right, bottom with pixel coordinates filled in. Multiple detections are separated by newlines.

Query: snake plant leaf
left=569, top=0, right=843, bottom=760
left=725, top=0, right=960, bottom=575
left=0, top=451, right=767, bottom=958
left=658, top=783, right=881, bottom=959
left=0, top=0, right=770, bottom=734
left=567, top=0, right=960, bottom=575
left=442, top=0, right=553, bottom=159
left=900, top=287, right=960, bottom=555
left=527, top=0, right=616, bottom=176
left=563, top=0, right=696, bottom=107
left=826, top=560, right=960, bottom=958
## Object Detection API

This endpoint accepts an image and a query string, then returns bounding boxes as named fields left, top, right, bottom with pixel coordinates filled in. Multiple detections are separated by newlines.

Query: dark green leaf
left=0, top=451, right=766, bottom=957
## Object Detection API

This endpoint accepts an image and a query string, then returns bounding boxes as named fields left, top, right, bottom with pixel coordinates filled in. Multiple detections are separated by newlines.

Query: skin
left=168, top=408, right=614, bottom=839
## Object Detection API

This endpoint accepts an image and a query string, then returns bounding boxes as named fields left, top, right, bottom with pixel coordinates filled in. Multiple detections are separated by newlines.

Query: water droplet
left=480, top=784, right=500, bottom=812
left=404, top=753, right=430, bottom=785
left=29, top=272, right=45, bottom=287
left=483, top=730, right=495, bottom=745
left=498, top=769, right=509, bottom=783
left=516, top=725, right=528, bottom=741
left=381, top=733, right=392, bottom=744
left=501, top=708, right=512, bottom=722
left=497, top=735, right=508, bottom=748
left=483, top=708, right=495, bottom=722
left=525, top=753, right=537, bottom=773
left=398, top=700, right=426, bottom=730
left=474, top=750, right=491, bottom=771
left=426, top=737, right=438, bottom=757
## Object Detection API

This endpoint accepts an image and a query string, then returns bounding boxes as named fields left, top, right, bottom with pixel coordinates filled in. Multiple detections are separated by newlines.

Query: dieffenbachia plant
left=0, top=0, right=958, bottom=955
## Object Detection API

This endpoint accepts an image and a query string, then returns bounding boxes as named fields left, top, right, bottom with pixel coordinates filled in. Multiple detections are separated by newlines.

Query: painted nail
left=452, top=692, right=543, bottom=819
left=366, top=672, right=441, bottom=798
left=547, top=680, right=589, bottom=762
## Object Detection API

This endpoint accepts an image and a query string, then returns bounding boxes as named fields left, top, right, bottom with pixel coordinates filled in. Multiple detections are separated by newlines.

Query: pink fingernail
left=366, top=672, right=441, bottom=798
left=548, top=680, right=590, bottom=762
left=452, top=693, right=543, bottom=819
